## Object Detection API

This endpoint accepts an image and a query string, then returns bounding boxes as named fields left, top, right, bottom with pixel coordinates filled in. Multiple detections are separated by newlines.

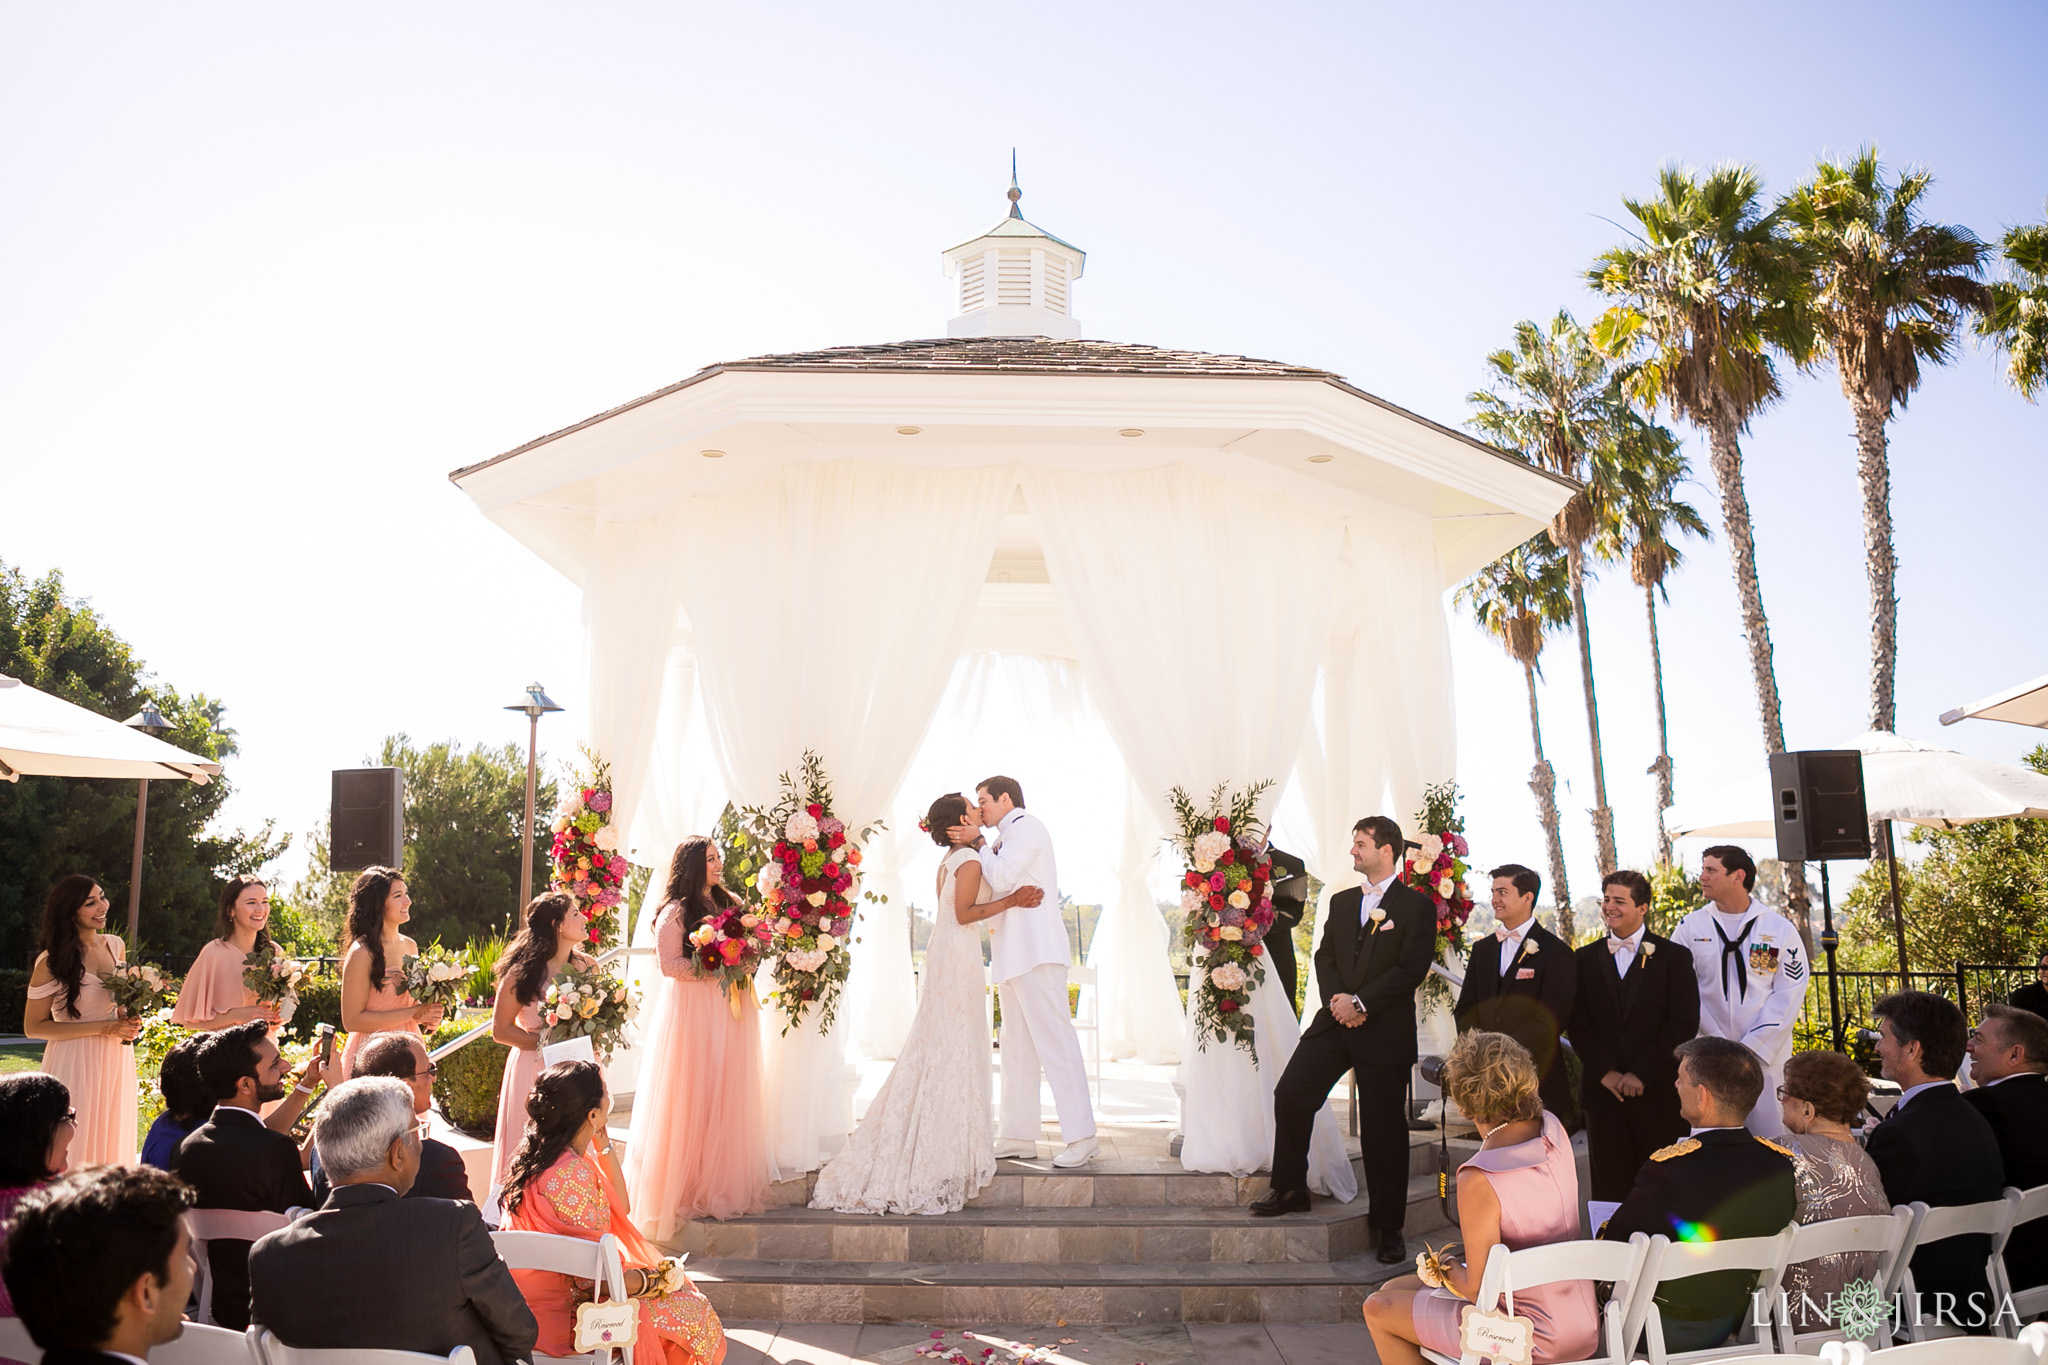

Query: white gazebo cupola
left=942, top=171, right=1086, bottom=339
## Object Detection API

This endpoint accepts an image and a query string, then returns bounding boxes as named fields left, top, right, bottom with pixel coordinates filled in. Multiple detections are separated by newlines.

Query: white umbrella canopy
left=1941, top=671, right=2048, bottom=730
left=0, top=674, right=220, bottom=783
left=1664, top=730, right=2048, bottom=841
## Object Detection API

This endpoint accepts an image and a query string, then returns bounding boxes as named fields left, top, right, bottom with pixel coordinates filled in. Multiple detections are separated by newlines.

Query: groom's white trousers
left=998, top=963, right=1097, bottom=1142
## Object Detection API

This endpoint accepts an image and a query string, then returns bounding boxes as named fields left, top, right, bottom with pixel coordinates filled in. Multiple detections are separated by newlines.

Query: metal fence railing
left=1799, top=962, right=2036, bottom=1050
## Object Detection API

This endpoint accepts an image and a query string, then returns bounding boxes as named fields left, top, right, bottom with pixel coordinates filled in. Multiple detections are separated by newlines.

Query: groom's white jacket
left=979, top=809, right=1070, bottom=983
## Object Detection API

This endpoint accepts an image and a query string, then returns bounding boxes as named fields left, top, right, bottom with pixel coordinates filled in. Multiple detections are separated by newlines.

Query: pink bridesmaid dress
left=337, top=964, right=422, bottom=1082
left=171, top=938, right=260, bottom=1031
left=623, top=902, right=771, bottom=1239
left=28, top=939, right=139, bottom=1166
left=490, top=996, right=545, bottom=1195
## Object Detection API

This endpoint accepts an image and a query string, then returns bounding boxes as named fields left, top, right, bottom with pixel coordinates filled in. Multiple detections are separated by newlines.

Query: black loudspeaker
left=331, top=767, right=405, bottom=872
left=1769, top=750, right=1873, bottom=862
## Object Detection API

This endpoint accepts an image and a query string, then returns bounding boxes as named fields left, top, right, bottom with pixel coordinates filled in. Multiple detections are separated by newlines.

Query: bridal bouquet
left=399, top=948, right=469, bottom=1011
left=1170, top=780, right=1277, bottom=1062
left=541, top=960, right=635, bottom=1058
left=103, top=961, right=176, bottom=1043
left=549, top=750, right=628, bottom=949
left=1404, top=782, right=1476, bottom=1008
left=740, top=751, right=873, bottom=1035
left=242, top=940, right=310, bottom=1017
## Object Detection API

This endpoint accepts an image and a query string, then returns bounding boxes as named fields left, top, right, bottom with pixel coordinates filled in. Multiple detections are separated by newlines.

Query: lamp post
left=505, top=683, right=563, bottom=918
left=122, top=700, right=173, bottom=945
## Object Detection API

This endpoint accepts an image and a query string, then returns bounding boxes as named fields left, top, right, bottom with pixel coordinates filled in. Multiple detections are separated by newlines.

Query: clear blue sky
left=3, top=2, right=2043, bottom=912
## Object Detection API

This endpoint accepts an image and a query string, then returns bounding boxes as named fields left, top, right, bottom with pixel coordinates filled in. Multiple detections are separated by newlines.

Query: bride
left=811, top=792, right=1045, bottom=1215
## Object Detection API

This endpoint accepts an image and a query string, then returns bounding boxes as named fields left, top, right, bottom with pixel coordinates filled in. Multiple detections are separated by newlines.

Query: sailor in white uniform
left=1674, top=844, right=1810, bottom=1137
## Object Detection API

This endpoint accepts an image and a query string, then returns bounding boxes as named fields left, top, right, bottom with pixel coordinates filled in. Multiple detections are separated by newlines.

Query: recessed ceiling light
left=896, top=426, right=923, bottom=436
left=1308, top=454, right=1335, bottom=464
left=700, top=449, right=726, bottom=459
left=1118, top=428, right=1145, bottom=437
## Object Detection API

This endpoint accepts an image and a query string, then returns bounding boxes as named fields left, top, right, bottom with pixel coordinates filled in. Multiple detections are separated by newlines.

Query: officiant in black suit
left=1264, top=844, right=1309, bottom=1007
left=1569, top=869, right=1700, bottom=1200
left=1253, top=815, right=1435, bottom=1267
left=1453, top=864, right=1576, bottom=1121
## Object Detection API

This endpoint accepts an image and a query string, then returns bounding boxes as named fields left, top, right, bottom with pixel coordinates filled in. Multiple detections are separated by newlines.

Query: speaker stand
left=1818, top=862, right=1844, bottom=1052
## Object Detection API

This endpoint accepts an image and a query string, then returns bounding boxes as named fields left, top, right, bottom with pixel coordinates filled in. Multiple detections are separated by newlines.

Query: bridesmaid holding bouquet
left=172, top=877, right=286, bottom=1034
left=337, top=866, right=445, bottom=1081
left=488, top=892, right=594, bottom=1200
left=22, top=876, right=139, bottom=1165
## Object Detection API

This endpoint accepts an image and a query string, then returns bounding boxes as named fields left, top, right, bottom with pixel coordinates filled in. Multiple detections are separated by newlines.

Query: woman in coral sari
left=501, top=1061, right=725, bottom=1365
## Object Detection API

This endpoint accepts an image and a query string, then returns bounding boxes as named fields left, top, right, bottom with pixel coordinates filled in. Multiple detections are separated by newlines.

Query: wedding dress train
left=810, top=846, right=996, bottom=1215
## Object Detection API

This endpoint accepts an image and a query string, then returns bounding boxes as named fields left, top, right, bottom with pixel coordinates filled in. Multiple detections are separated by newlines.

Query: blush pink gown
left=337, top=960, right=422, bottom=1082
left=171, top=938, right=260, bottom=1030
left=28, top=939, right=139, bottom=1166
left=490, top=996, right=545, bottom=1195
left=622, top=901, right=771, bottom=1239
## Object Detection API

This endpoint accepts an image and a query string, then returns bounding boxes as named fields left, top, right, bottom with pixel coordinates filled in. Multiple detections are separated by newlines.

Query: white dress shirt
left=1357, top=873, right=1398, bottom=928
left=1608, top=925, right=1646, bottom=978
left=979, top=808, right=1069, bottom=982
left=1892, top=1078, right=1955, bottom=1113
left=1495, top=917, right=1534, bottom=977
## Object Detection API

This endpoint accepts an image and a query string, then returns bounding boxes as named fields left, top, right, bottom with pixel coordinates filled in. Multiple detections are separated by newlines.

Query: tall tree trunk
left=1565, top=543, right=1618, bottom=878
left=1644, top=580, right=1675, bottom=868
left=1525, top=661, right=1574, bottom=942
left=1850, top=386, right=1899, bottom=735
left=1704, top=401, right=1814, bottom=950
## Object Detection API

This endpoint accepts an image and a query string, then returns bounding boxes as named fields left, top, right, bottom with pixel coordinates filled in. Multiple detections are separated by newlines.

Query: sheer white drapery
left=1086, top=775, right=1182, bottom=1064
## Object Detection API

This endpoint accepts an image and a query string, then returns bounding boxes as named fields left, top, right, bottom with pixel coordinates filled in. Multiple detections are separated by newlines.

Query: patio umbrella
left=1941, top=671, right=2048, bottom=730
left=0, top=673, right=222, bottom=940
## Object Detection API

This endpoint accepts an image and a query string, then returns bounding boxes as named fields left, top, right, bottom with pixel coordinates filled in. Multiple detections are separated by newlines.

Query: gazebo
left=450, top=183, right=1574, bottom=1157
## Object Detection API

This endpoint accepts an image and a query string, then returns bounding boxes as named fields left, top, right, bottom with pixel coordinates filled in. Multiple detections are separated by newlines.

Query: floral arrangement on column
left=1404, top=780, right=1476, bottom=1009
left=549, top=750, right=627, bottom=948
left=738, top=750, right=876, bottom=1036
left=1170, top=780, right=1276, bottom=1062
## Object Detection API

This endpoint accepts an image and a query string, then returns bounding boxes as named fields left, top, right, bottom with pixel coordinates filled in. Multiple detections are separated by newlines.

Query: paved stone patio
left=722, top=1320, right=1378, bottom=1363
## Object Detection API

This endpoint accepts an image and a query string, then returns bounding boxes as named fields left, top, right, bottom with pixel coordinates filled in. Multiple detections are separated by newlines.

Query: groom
left=967, top=775, right=1100, bottom=1169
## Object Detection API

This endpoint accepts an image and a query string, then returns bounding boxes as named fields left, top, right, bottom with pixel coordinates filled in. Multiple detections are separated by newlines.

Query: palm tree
left=1784, top=148, right=1990, bottom=734
left=1457, top=535, right=1578, bottom=938
left=1595, top=405, right=1708, bottom=867
left=1469, top=312, right=1622, bottom=878
left=1589, top=162, right=1816, bottom=923
left=1977, top=199, right=2048, bottom=401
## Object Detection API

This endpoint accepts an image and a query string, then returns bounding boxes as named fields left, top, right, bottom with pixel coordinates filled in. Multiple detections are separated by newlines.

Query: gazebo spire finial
left=1008, top=149, right=1022, bottom=218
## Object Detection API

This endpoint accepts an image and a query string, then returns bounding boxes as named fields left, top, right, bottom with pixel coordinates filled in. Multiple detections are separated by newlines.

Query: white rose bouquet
left=103, top=961, right=176, bottom=1043
left=242, top=940, right=310, bottom=1016
left=399, top=949, right=469, bottom=1010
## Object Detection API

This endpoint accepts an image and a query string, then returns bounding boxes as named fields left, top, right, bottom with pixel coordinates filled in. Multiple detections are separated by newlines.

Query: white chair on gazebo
left=1068, top=961, right=1102, bottom=1108
left=1625, top=1226, right=1799, bottom=1365
left=1770, top=1208, right=1916, bottom=1355
left=1893, top=1193, right=2021, bottom=1342
left=1418, top=1232, right=1653, bottom=1365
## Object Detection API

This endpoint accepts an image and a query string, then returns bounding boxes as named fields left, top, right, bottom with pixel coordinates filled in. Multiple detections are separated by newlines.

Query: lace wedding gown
left=811, top=846, right=996, bottom=1215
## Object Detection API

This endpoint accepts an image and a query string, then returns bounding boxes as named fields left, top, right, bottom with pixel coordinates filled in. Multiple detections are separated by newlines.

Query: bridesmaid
left=337, top=865, right=445, bottom=1081
left=22, top=876, right=140, bottom=1165
left=171, top=876, right=285, bottom=1034
left=488, top=892, right=593, bottom=1200
left=624, top=836, right=772, bottom=1238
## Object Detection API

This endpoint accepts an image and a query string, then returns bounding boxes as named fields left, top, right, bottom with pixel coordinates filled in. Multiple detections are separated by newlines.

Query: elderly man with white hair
left=248, top=1076, right=536, bottom=1365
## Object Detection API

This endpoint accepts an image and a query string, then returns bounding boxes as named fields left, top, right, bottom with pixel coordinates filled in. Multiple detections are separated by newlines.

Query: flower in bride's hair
left=917, top=816, right=931, bottom=833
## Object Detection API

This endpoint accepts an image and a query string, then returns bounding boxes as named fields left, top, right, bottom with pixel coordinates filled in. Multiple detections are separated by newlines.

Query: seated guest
left=1776, top=1050, right=1891, bottom=1328
left=1868, top=990, right=2005, bottom=1335
left=0, top=1164, right=197, bottom=1365
left=140, top=1037, right=209, bottom=1170
left=1363, top=1031, right=1597, bottom=1365
left=1602, top=1036, right=1796, bottom=1353
left=1965, top=1002, right=2048, bottom=1292
left=502, top=1061, right=727, bottom=1365
left=169, top=1018, right=315, bottom=1332
left=249, top=1077, right=537, bottom=1365
left=0, top=1073, right=75, bottom=1331
left=1453, top=865, right=1577, bottom=1120
left=2008, top=951, right=2048, bottom=1026
left=312, top=1032, right=472, bottom=1202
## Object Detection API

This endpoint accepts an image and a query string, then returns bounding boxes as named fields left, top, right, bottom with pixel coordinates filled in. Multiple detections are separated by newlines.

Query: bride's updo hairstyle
left=924, top=793, right=971, bottom=850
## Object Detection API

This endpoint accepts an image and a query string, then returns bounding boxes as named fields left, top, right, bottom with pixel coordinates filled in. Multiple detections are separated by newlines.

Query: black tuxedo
left=1966, top=1073, right=2048, bottom=1291
left=2009, top=982, right=2048, bottom=1025
left=1601, top=1127, right=1797, bottom=1352
left=1866, top=1081, right=2005, bottom=1329
left=171, top=1106, right=315, bottom=1332
left=1568, top=933, right=1700, bottom=1200
left=1264, top=846, right=1309, bottom=1007
left=248, top=1184, right=536, bottom=1365
left=1270, top=877, right=1435, bottom=1229
left=312, top=1136, right=472, bottom=1204
left=1454, top=920, right=1576, bottom=1119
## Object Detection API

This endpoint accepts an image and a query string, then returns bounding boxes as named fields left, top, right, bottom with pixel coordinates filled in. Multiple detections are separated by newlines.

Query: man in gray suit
left=249, top=1078, right=536, bottom=1365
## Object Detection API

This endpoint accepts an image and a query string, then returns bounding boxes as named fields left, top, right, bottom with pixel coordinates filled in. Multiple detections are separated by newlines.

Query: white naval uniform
left=1675, top=899, right=1810, bottom=1137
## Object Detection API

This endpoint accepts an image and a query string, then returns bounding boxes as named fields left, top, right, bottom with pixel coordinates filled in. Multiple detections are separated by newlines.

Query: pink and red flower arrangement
left=1403, top=781, right=1475, bottom=983
left=745, top=751, right=868, bottom=1034
left=1170, top=780, right=1276, bottom=1062
left=549, top=753, right=628, bottom=947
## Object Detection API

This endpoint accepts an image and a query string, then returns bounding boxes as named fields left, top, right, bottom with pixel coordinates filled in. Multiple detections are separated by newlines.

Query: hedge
left=429, top=1016, right=508, bottom=1138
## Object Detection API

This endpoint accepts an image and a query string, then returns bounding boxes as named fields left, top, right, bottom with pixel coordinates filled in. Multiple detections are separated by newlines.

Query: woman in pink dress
left=624, top=836, right=772, bottom=1238
left=22, top=876, right=140, bottom=1166
left=488, top=892, right=593, bottom=1198
left=503, top=1061, right=726, bottom=1365
left=1365, top=1030, right=1599, bottom=1365
left=172, top=876, right=286, bottom=1034
left=337, top=865, right=445, bottom=1081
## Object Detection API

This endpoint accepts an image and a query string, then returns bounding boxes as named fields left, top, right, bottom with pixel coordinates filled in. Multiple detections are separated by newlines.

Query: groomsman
left=1253, top=816, right=1435, bottom=1267
left=1453, top=865, right=1575, bottom=1120
left=1264, top=844, right=1309, bottom=1007
left=1673, top=845, right=1809, bottom=1137
left=1569, top=869, right=1699, bottom=1201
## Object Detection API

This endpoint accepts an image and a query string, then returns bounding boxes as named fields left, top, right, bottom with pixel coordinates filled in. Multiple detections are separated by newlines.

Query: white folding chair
left=1770, top=1209, right=1917, bottom=1355
left=489, top=1228, right=631, bottom=1364
left=1627, top=1226, right=1800, bottom=1365
left=1857, top=1331, right=2045, bottom=1361
left=1418, top=1233, right=1653, bottom=1365
left=187, top=1208, right=294, bottom=1327
left=1069, top=962, right=1103, bottom=1108
left=1996, top=1183, right=2048, bottom=1325
left=0, top=1317, right=41, bottom=1363
left=250, top=1328, right=477, bottom=1365
left=155, top=1321, right=260, bottom=1364
left=1893, top=1193, right=2021, bottom=1342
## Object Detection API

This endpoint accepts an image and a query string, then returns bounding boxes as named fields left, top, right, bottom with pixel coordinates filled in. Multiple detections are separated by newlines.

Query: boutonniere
left=1640, top=941, right=1656, bottom=960
left=1367, top=906, right=1386, bottom=924
left=1521, top=939, right=1538, bottom=956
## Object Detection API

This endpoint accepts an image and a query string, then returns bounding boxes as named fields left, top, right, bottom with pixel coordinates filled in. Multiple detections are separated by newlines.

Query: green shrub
left=428, top=1016, right=507, bottom=1137
left=0, top=968, right=27, bottom=1033
left=134, top=1011, right=193, bottom=1143
left=285, top=972, right=344, bottom=1045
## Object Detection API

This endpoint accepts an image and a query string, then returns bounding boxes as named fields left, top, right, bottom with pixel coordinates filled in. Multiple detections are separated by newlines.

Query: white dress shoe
left=1051, top=1137, right=1100, bottom=1168
left=994, top=1139, right=1040, bottom=1159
